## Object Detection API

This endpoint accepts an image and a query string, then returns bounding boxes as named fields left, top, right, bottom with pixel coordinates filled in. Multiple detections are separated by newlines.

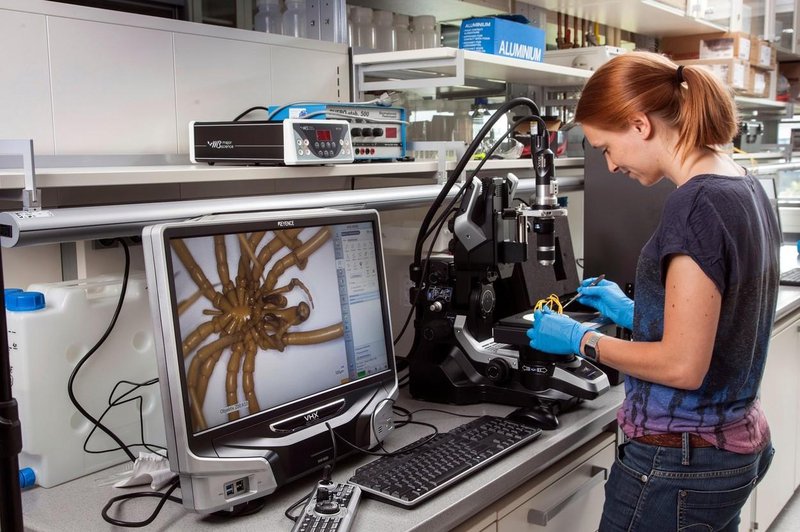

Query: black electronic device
left=348, top=415, right=541, bottom=507
left=290, top=468, right=361, bottom=532
left=143, top=208, right=397, bottom=514
left=405, top=98, right=610, bottom=426
left=189, top=119, right=353, bottom=165
left=506, top=406, right=558, bottom=430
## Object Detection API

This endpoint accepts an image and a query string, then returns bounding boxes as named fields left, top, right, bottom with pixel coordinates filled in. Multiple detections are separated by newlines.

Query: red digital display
left=385, top=127, right=397, bottom=139
left=316, top=129, right=332, bottom=142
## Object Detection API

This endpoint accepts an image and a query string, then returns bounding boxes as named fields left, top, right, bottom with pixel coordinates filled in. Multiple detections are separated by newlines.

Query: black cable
left=412, top=98, right=546, bottom=268
left=67, top=238, right=136, bottom=462
left=284, top=491, right=311, bottom=523
left=84, top=378, right=166, bottom=457
left=330, top=418, right=438, bottom=457
left=405, top=407, right=481, bottom=419
left=100, top=477, right=181, bottom=528
left=232, top=106, right=270, bottom=121
left=393, top=113, right=540, bottom=347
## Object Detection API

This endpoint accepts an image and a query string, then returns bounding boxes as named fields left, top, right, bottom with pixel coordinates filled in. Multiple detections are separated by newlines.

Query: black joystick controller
left=290, top=464, right=362, bottom=532
left=314, top=467, right=340, bottom=515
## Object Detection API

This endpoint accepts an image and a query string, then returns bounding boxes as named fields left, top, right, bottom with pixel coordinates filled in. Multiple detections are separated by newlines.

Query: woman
left=527, top=51, right=780, bottom=531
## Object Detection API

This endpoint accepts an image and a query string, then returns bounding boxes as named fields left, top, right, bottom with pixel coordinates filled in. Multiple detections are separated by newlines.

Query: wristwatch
left=583, top=332, right=603, bottom=363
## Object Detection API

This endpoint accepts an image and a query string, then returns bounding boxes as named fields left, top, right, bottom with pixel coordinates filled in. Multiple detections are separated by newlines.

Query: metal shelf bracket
left=0, top=139, right=40, bottom=212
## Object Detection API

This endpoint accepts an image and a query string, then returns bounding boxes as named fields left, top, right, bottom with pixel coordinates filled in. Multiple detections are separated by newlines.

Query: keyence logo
left=277, top=220, right=295, bottom=227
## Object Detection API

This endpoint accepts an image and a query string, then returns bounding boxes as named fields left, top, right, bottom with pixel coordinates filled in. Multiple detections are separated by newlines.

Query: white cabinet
left=744, top=310, right=800, bottom=532
left=455, top=432, right=616, bottom=532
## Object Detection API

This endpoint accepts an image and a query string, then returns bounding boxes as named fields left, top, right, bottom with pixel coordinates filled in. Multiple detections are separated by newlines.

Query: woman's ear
left=628, top=112, right=654, bottom=139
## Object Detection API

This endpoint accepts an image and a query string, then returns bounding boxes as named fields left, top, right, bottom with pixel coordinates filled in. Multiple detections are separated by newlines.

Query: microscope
left=406, top=98, right=610, bottom=427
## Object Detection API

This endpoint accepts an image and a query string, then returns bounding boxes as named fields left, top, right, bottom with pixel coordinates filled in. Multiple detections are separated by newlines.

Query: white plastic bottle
left=351, top=6, right=375, bottom=49
left=393, top=14, right=412, bottom=51
left=373, top=10, right=396, bottom=51
left=254, top=0, right=281, bottom=34
left=282, top=0, right=307, bottom=39
left=411, top=15, right=438, bottom=49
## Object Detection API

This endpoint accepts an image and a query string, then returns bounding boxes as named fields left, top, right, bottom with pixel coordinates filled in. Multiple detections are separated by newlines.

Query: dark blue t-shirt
left=617, top=173, right=780, bottom=453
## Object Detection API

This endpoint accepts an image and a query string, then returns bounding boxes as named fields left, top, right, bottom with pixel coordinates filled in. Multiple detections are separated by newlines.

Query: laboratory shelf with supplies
left=0, top=157, right=585, bottom=191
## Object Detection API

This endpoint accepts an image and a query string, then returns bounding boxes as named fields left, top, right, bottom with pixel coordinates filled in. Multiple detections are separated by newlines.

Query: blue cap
left=5, top=291, right=45, bottom=312
left=4, top=288, right=23, bottom=299
left=796, top=239, right=799, bottom=255
left=18, top=467, right=35, bottom=489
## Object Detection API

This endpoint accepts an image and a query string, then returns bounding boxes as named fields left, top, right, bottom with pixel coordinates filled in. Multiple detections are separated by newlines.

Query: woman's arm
left=582, top=254, right=721, bottom=389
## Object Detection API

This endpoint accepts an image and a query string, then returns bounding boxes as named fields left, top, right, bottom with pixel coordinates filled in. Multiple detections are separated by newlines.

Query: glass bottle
left=282, top=0, right=307, bottom=39
left=254, top=0, right=281, bottom=34
left=393, top=13, right=411, bottom=51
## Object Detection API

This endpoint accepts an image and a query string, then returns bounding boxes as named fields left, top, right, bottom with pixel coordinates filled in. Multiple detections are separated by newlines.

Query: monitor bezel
left=156, top=209, right=397, bottom=452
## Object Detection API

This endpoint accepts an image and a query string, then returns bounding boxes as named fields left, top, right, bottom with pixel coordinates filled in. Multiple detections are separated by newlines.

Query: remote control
left=290, top=480, right=361, bottom=532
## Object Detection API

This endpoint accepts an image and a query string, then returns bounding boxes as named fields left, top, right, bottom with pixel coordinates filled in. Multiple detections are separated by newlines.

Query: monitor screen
left=152, top=210, right=394, bottom=438
left=143, top=209, right=398, bottom=512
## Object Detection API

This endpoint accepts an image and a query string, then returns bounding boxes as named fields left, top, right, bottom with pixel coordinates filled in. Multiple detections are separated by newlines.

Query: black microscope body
left=406, top=114, right=610, bottom=424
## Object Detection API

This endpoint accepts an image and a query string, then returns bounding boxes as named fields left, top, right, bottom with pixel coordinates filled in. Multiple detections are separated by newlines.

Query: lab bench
left=19, top=388, right=624, bottom=532
left=17, top=245, right=800, bottom=532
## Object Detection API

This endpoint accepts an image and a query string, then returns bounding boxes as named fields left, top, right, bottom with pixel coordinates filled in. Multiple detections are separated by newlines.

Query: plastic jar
left=373, top=10, right=396, bottom=51
left=282, top=0, right=307, bottom=39
left=393, top=14, right=412, bottom=51
left=411, top=15, right=438, bottom=49
left=254, top=0, right=281, bottom=34
left=351, top=6, right=375, bottom=49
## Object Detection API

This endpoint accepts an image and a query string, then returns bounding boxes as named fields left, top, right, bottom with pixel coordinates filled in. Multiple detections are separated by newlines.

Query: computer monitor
left=143, top=208, right=397, bottom=513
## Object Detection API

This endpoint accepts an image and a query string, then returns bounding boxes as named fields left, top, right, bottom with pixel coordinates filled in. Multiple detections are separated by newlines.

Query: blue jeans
left=599, top=437, right=774, bottom=532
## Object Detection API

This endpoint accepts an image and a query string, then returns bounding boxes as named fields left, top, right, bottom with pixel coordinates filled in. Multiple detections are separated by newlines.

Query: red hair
left=575, top=51, right=738, bottom=161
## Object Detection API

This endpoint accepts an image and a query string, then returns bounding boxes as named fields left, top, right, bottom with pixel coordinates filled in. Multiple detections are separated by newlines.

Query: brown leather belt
left=632, top=433, right=714, bottom=448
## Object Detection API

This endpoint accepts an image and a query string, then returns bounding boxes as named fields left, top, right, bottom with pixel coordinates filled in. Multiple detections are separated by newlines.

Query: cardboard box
left=458, top=17, right=545, bottom=63
left=746, top=68, right=772, bottom=97
left=750, top=40, right=777, bottom=69
left=661, top=32, right=752, bottom=62
left=675, top=58, right=749, bottom=91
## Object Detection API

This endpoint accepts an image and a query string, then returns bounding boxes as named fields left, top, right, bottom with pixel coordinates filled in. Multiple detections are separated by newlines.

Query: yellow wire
left=731, top=146, right=756, bottom=168
left=533, top=294, right=563, bottom=314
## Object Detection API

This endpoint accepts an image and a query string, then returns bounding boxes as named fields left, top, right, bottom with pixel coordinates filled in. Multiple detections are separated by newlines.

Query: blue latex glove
left=576, top=277, right=634, bottom=330
left=526, top=308, right=593, bottom=355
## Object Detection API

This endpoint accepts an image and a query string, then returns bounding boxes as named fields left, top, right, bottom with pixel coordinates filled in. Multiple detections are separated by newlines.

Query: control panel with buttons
left=283, top=119, right=354, bottom=165
left=267, top=103, right=407, bottom=161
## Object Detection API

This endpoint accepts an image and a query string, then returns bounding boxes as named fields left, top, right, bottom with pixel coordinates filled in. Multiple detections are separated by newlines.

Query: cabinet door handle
left=527, top=465, right=608, bottom=526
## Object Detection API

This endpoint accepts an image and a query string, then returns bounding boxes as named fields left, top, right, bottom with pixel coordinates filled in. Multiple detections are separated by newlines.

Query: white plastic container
left=254, top=0, right=281, bottom=34
left=393, top=13, right=412, bottom=51
left=351, top=6, right=375, bottom=49
left=7, top=273, right=165, bottom=488
left=373, top=10, right=396, bottom=51
left=411, top=15, right=438, bottom=49
left=281, top=0, right=307, bottom=38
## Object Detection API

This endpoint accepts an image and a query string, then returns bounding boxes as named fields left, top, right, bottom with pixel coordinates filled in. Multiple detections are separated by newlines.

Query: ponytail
left=575, top=52, right=738, bottom=161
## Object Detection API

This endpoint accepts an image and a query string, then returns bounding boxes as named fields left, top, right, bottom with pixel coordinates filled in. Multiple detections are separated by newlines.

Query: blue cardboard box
left=458, top=17, right=545, bottom=62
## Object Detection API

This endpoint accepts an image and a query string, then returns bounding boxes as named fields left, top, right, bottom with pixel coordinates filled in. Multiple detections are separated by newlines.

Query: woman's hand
left=526, top=308, right=593, bottom=355
left=577, top=277, right=634, bottom=330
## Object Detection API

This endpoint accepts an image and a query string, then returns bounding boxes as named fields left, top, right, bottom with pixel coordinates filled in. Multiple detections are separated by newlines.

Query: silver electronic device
left=143, top=208, right=397, bottom=513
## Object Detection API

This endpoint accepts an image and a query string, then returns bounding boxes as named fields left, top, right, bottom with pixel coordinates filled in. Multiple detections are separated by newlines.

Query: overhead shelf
left=515, top=0, right=727, bottom=37
left=353, top=47, right=592, bottom=94
left=0, top=157, right=584, bottom=191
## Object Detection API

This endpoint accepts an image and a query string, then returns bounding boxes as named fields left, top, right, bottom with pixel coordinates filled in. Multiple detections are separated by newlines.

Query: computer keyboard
left=780, top=267, right=800, bottom=286
left=348, top=415, right=542, bottom=507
